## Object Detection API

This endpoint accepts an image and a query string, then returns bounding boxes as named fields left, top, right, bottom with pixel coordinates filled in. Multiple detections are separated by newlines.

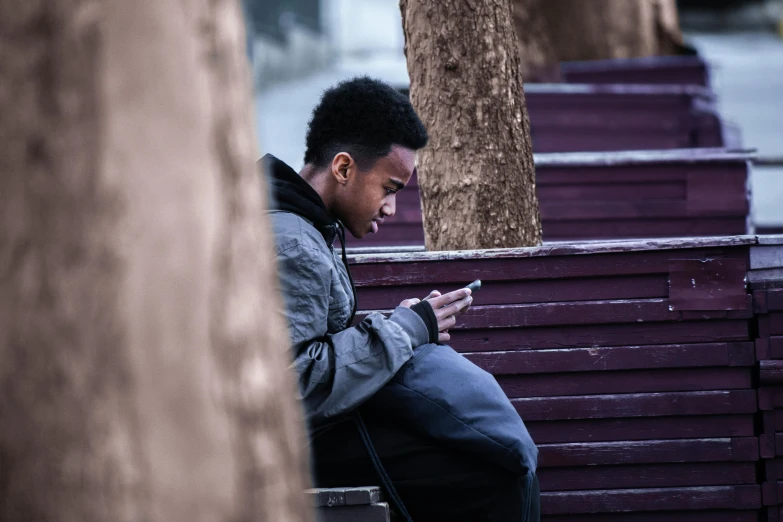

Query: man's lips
left=371, top=218, right=384, bottom=233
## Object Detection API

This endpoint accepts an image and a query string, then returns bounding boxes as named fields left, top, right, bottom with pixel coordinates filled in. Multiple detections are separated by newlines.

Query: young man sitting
left=264, top=77, right=539, bottom=522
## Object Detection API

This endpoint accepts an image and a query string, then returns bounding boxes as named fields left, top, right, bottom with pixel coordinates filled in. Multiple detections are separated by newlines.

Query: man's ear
left=330, top=152, right=354, bottom=186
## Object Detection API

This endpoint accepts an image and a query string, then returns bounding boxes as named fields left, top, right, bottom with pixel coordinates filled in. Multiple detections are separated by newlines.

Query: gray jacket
left=265, top=154, right=431, bottom=425
left=272, top=211, right=429, bottom=424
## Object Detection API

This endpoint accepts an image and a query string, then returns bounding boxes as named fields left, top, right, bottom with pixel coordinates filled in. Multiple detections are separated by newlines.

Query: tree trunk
left=0, top=1, right=311, bottom=521
left=400, top=0, right=542, bottom=251
left=512, top=0, right=687, bottom=75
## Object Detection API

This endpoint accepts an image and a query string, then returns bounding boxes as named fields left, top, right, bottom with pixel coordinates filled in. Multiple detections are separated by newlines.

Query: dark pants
left=311, top=409, right=540, bottom=522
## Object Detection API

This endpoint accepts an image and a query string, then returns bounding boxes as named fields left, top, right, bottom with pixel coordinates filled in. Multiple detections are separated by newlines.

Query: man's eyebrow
left=389, top=179, right=405, bottom=191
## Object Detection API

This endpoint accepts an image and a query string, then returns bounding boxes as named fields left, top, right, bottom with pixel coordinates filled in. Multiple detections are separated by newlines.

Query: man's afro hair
left=304, top=76, right=428, bottom=168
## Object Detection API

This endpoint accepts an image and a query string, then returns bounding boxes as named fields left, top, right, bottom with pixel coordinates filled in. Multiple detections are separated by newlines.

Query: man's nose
left=381, top=196, right=396, bottom=217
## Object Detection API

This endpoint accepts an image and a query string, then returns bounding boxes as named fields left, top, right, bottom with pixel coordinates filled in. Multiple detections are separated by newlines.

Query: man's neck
left=299, top=164, right=336, bottom=217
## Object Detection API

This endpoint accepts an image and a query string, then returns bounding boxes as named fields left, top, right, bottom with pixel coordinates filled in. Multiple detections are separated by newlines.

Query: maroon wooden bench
left=559, top=55, right=710, bottom=87
left=343, top=149, right=752, bottom=248
left=396, top=83, right=732, bottom=153
left=523, top=84, right=729, bottom=153
left=746, top=237, right=783, bottom=521
left=346, top=235, right=783, bottom=520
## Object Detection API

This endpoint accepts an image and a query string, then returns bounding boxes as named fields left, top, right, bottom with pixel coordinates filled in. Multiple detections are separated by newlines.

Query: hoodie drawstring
left=335, top=222, right=358, bottom=327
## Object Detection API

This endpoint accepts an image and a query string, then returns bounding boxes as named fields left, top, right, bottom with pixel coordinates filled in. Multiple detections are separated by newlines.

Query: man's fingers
left=439, top=331, right=450, bottom=343
left=435, top=295, right=473, bottom=320
left=429, top=288, right=471, bottom=309
left=423, top=290, right=442, bottom=300
left=440, top=315, right=457, bottom=331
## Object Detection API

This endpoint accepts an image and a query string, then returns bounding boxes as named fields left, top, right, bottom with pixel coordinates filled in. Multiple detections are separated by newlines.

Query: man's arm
left=276, top=241, right=430, bottom=424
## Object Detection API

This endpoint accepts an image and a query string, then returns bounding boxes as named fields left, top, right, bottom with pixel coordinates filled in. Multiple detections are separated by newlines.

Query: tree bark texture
left=511, top=0, right=686, bottom=75
left=0, top=1, right=311, bottom=521
left=400, top=0, right=542, bottom=251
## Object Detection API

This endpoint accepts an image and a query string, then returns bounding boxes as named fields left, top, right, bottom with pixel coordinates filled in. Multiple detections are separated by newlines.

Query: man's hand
left=401, top=288, right=472, bottom=342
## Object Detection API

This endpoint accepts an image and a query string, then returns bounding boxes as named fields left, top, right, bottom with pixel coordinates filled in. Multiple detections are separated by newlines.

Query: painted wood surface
left=527, top=415, right=754, bottom=444
left=538, top=462, right=756, bottom=491
left=512, top=390, right=756, bottom=421
left=559, top=55, right=710, bottom=87
left=542, top=511, right=758, bottom=522
left=540, top=485, right=760, bottom=514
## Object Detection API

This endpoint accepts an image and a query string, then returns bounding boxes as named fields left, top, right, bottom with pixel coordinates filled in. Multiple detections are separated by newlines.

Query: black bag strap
left=353, top=411, right=414, bottom=522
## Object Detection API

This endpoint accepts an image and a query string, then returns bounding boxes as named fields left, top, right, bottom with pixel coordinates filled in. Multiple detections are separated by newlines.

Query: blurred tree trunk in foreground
left=400, top=0, right=542, bottom=251
left=512, top=0, right=687, bottom=80
left=0, top=1, right=311, bottom=521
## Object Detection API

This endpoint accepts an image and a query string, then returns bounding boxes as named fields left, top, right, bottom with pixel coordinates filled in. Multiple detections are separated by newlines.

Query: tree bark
left=511, top=0, right=687, bottom=76
left=0, top=1, right=311, bottom=521
left=400, top=0, right=542, bottom=251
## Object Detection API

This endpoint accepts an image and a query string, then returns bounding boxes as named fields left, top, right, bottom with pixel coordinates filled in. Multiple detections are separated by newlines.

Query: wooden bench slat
left=541, top=485, right=760, bottom=514
left=538, top=438, right=758, bottom=467
left=349, top=248, right=748, bottom=286
left=448, top=320, right=749, bottom=353
left=358, top=297, right=752, bottom=330
left=513, top=390, right=757, bottom=421
left=356, top=274, right=669, bottom=309
left=538, top=461, right=757, bottom=491
left=543, top=510, right=758, bottom=522
left=464, top=342, right=753, bottom=375
left=528, top=415, right=754, bottom=445
left=497, top=367, right=752, bottom=398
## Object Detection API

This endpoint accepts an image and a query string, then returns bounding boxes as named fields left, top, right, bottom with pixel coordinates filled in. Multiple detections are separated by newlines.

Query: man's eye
left=386, top=188, right=396, bottom=195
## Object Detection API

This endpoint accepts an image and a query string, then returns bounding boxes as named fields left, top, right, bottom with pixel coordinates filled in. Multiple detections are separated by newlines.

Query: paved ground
left=687, top=32, right=783, bottom=227
left=256, top=32, right=783, bottom=227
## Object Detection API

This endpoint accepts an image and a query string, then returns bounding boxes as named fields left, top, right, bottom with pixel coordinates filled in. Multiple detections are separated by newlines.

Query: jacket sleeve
left=275, top=240, right=429, bottom=424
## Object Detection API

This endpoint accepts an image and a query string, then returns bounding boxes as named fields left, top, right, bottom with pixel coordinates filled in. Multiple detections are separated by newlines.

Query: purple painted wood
left=755, top=290, right=770, bottom=314
left=759, top=314, right=783, bottom=338
left=527, top=415, right=755, bottom=444
left=448, top=320, right=749, bottom=353
left=541, top=485, right=760, bottom=514
left=540, top=218, right=748, bottom=241
left=766, top=459, right=783, bottom=480
left=762, top=433, right=777, bottom=459
left=761, top=410, right=783, bottom=433
left=762, top=481, right=783, bottom=506
left=513, top=390, right=757, bottom=421
left=770, top=290, right=783, bottom=311
left=495, top=367, right=752, bottom=398
left=358, top=298, right=753, bottom=330
left=757, top=386, right=783, bottom=411
left=464, top=343, right=753, bottom=375
left=771, top=337, right=783, bottom=359
left=538, top=438, right=758, bottom=468
left=542, top=511, right=759, bottom=522
left=761, top=360, right=783, bottom=384
left=668, top=259, right=748, bottom=311
left=538, top=462, right=756, bottom=491
left=355, top=274, right=669, bottom=309
left=559, top=56, right=710, bottom=87
left=349, top=243, right=750, bottom=287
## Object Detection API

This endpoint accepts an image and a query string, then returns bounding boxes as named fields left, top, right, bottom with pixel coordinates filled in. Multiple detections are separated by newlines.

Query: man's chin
left=344, top=225, right=366, bottom=240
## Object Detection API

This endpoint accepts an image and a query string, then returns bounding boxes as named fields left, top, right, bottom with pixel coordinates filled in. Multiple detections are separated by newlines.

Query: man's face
left=333, top=145, right=416, bottom=239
